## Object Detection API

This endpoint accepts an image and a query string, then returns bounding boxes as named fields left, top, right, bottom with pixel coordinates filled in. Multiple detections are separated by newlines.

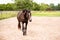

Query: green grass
left=32, top=11, right=60, bottom=16
left=0, top=11, right=60, bottom=20
left=0, top=13, right=16, bottom=20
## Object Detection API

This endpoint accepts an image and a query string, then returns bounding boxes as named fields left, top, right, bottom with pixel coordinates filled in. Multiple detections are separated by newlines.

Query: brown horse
left=17, top=9, right=32, bottom=35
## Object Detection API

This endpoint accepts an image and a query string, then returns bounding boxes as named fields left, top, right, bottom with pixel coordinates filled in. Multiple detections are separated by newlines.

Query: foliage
left=40, top=3, right=49, bottom=11
left=0, top=11, right=17, bottom=20
left=32, top=11, right=60, bottom=16
left=0, top=0, right=60, bottom=11
left=15, top=0, right=33, bottom=10
left=32, top=2, right=40, bottom=10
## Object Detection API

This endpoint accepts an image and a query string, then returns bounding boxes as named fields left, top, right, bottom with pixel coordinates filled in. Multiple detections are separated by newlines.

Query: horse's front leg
left=22, top=22, right=28, bottom=35
left=23, top=22, right=28, bottom=35
left=25, top=22, right=28, bottom=30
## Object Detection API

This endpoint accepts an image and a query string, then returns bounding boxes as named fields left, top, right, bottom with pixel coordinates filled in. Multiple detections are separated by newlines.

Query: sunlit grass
left=0, top=11, right=60, bottom=20
left=32, top=11, right=60, bottom=16
left=0, top=12, right=17, bottom=20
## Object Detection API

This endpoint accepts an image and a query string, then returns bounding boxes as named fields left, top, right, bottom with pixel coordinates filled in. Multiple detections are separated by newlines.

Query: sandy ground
left=0, top=16, right=60, bottom=40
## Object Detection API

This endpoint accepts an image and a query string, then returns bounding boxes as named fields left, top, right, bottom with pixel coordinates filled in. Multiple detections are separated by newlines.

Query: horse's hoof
left=23, top=32, right=26, bottom=36
left=23, top=33, right=26, bottom=36
left=23, top=30, right=27, bottom=36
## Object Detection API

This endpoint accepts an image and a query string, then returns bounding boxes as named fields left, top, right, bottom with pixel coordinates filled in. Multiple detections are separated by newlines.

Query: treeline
left=0, top=0, right=60, bottom=11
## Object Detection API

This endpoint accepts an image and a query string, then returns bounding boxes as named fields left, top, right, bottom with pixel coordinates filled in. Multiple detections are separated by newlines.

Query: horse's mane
left=22, top=9, right=28, bottom=19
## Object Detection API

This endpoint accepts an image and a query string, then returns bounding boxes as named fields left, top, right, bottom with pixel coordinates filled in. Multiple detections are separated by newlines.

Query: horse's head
left=22, top=9, right=32, bottom=22
left=27, top=10, right=32, bottom=22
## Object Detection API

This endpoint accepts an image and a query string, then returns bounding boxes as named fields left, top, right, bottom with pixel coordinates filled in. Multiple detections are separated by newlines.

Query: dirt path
left=0, top=16, right=60, bottom=40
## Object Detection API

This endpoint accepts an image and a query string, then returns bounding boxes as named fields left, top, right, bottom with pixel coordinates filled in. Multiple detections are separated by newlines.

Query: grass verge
left=0, top=11, right=60, bottom=20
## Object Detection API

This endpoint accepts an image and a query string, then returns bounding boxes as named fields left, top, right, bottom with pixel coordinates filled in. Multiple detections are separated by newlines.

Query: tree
left=32, top=2, right=40, bottom=11
left=49, top=3, right=55, bottom=10
left=0, top=0, right=60, bottom=11
left=0, top=4, right=6, bottom=11
left=40, top=3, right=49, bottom=11
left=15, top=0, right=33, bottom=10
left=57, top=4, right=60, bottom=10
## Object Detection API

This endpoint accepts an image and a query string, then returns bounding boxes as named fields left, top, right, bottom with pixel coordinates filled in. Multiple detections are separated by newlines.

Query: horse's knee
left=25, top=27, right=27, bottom=30
left=22, top=27, right=24, bottom=31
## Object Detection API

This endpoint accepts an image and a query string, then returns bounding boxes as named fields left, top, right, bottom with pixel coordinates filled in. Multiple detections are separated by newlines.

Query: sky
left=33, top=0, right=60, bottom=5
left=0, top=0, right=60, bottom=5
left=0, top=0, right=14, bottom=4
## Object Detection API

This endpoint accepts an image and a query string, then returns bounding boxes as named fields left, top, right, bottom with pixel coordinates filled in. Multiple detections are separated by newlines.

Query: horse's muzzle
left=29, top=19, right=32, bottom=22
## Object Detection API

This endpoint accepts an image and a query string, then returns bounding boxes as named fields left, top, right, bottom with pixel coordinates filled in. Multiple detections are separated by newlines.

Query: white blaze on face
left=28, top=13, right=32, bottom=22
left=30, top=17, right=32, bottom=20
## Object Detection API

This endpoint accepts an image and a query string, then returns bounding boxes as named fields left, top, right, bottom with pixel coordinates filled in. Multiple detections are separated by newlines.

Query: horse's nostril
left=29, top=20, right=32, bottom=22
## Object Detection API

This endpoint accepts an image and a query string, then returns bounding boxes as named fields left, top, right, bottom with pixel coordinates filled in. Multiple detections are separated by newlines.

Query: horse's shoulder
left=17, top=11, right=24, bottom=17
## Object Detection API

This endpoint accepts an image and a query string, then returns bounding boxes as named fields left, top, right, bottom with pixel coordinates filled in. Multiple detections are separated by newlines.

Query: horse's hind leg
left=22, top=22, right=24, bottom=32
left=18, top=22, right=21, bottom=29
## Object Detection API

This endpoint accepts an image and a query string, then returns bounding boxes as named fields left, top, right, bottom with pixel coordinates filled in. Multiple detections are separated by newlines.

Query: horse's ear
left=22, top=10, right=25, bottom=13
left=22, top=9, right=27, bottom=13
